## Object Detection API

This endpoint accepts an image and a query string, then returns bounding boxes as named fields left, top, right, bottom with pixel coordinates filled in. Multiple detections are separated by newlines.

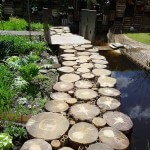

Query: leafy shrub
left=0, top=133, right=13, bottom=150
left=30, top=22, right=43, bottom=31
left=19, top=63, right=39, bottom=82
left=26, top=54, right=40, bottom=63
left=6, top=56, right=21, bottom=69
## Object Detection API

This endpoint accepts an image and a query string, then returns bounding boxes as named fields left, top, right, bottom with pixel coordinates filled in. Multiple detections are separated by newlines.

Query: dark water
left=100, top=51, right=150, bottom=150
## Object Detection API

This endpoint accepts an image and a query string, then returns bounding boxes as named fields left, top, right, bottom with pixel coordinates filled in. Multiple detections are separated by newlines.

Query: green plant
left=19, top=63, right=39, bottom=82
left=6, top=56, right=21, bottom=69
left=27, top=54, right=40, bottom=63
left=0, top=133, right=13, bottom=150
left=4, top=124, right=27, bottom=141
left=30, top=22, right=43, bottom=31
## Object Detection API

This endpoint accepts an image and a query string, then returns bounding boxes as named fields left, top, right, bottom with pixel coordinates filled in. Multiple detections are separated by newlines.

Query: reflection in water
left=101, top=51, right=150, bottom=150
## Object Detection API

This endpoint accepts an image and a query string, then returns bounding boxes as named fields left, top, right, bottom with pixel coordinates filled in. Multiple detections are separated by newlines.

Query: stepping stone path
left=23, top=27, right=133, bottom=150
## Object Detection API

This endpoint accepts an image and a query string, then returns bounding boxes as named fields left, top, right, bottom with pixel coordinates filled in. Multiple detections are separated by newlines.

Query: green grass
left=125, top=33, right=150, bottom=45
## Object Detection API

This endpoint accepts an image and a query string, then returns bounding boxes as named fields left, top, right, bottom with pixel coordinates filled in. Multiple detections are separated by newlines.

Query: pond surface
left=100, top=51, right=150, bottom=150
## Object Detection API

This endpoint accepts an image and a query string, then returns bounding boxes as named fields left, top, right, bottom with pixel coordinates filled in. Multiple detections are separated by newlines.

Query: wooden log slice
left=75, top=46, right=86, bottom=51
left=94, top=64, right=107, bottom=69
left=92, top=69, right=111, bottom=77
left=103, top=111, right=133, bottom=132
left=81, top=44, right=93, bottom=49
left=88, top=48, right=99, bottom=52
left=68, top=122, right=98, bottom=145
left=61, top=54, right=75, bottom=58
left=50, top=92, right=71, bottom=100
left=80, top=63, right=94, bottom=69
left=63, top=57, right=78, bottom=61
left=98, top=76, right=117, bottom=88
left=65, top=98, right=78, bottom=105
left=97, top=96, right=120, bottom=111
left=51, top=140, right=61, bottom=149
left=53, top=82, right=74, bottom=92
left=87, top=143, right=114, bottom=150
left=69, top=103, right=100, bottom=121
left=92, top=117, right=106, bottom=128
left=76, top=59, right=88, bottom=63
left=75, top=80, right=93, bottom=89
left=60, top=45, right=73, bottom=50
left=98, top=88, right=121, bottom=97
left=62, top=61, right=77, bottom=67
left=26, top=112, right=69, bottom=141
left=75, top=89, right=98, bottom=100
left=99, top=127, right=129, bottom=150
left=77, top=68, right=90, bottom=73
left=58, top=147, right=74, bottom=150
left=20, top=139, right=52, bottom=150
left=64, top=49, right=76, bottom=54
left=60, top=74, right=80, bottom=83
left=45, top=100, right=69, bottom=113
left=58, top=67, right=74, bottom=74
left=82, top=73, right=95, bottom=79
left=78, top=56, right=91, bottom=61
left=92, top=60, right=108, bottom=65
left=90, top=55, right=106, bottom=60
left=77, top=52, right=91, bottom=56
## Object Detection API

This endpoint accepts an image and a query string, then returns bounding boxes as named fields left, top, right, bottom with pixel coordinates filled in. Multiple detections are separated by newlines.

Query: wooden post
left=43, top=8, right=50, bottom=43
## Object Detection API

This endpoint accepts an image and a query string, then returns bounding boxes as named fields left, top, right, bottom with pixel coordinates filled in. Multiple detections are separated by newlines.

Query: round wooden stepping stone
left=61, top=54, right=75, bottom=58
left=65, top=98, right=77, bottom=105
left=64, top=49, right=76, bottom=54
left=45, top=100, right=69, bottom=112
left=93, top=60, right=108, bottom=65
left=97, top=96, right=120, bottom=110
left=51, top=140, right=61, bottom=149
left=60, top=74, right=80, bottom=83
left=26, top=112, right=69, bottom=141
left=59, top=147, right=74, bottom=150
left=78, top=56, right=91, bottom=61
left=88, top=48, right=99, bottom=52
left=76, top=59, right=88, bottom=63
left=92, top=69, right=111, bottom=77
left=103, top=111, right=133, bottom=132
left=62, top=61, right=77, bottom=67
left=77, top=68, right=90, bottom=73
left=58, top=67, right=74, bottom=73
left=75, top=80, right=93, bottom=89
left=53, top=82, right=74, bottom=92
left=99, top=127, right=129, bottom=150
left=80, top=63, right=94, bottom=69
left=82, top=73, right=95, bottom=79
left=98, top=88, right=121, bottom=97
left=81, top=44, right=93, bottom=49
left=98, top=76, right=117, bottom=88
left=77, top=52, right=91, bottom=56
left=60, top=45, right=73, bottom=50
left=63, top=57, right=78, bottom=61
left=75, top=89, right=98, bottom=100
left=50, top=92, right=71, bottom=100
left=87, top=143, right=114, bottom=150
left=20, top=139, right=52, bottom=150
left=69, top=103, right=100, bottom=121
left=94, top=64, right=107, bottom=69
left=68, top=122, right=98, bottom=145
left=75, top=46, right=86, bottom=51
left=90, top=55, right=106, bottom=60
left=92, top=117, right=106, bottom=128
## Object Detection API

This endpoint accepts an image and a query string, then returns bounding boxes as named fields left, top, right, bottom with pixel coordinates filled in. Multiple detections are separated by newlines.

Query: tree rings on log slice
left=60, top=45, right=73, bottom=50
left=50, top=92, right=71, bottom=100
left=77, top=68, right=90, bottom=73
left=45, top=100, right=69, bottom=113
left=97, top=96, right=120, bottom=111
left=65, top=98, right=77, bottom=105
left=61, top=54, right=75, bottom=58
left=77, top=52, right=91, bottom=56
left=82, top=73, right=95, bottom=79
left=68, top=122, right=98, bottom=145
left=62, top=61, right=77, bottom=67
left=92, top=117, right=106, bottom=128
left=64, top=49, right=76, bottom=54
left=81, top=44, right=93, bottom=49
left=99, top=127, right=129, bottom=150
left=51, top=140, right=61, bottom=149
left=87, top=143, right=114, bottom=150
left=94, top=64, right=107, bottom=69
left=92, top=69, right=111, bottom=77
left=75, top=80, right=93, bottom=89
left=98, top=76, right=117, bottom=88
left=26, top=112, right=69, bottom=141
left=63, top=57, right=78, bottom=61
left=60, top=74, right=80, bottom=83
left=69, top=103, right=100, bottom=121
left=58, top=67, right=74, bottom=73
left=103, top=111, right=133, bottom=132
left=53, top=82, right=74, bottom=92
left=75, top=46, right=86, bottom=51
left=98, top=88, right=121, bottom=97
left=20, top=139, right=52, bottom=150
left=58, top=147, right=74, bottom=150
left=90, top=55, right=106, bottom=60
left=75, top=89, right=98, bottom=100
left=80, top=63, right=94, bottom=69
